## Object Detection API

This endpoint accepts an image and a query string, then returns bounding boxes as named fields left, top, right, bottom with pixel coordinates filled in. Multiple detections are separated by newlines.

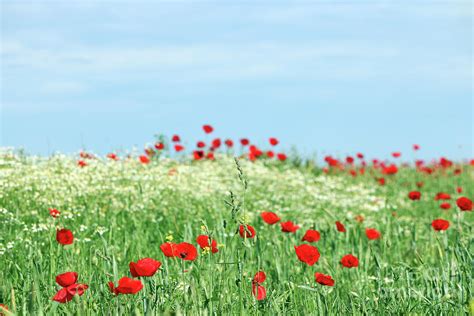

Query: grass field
left=0, top=150, right=472, bottom=315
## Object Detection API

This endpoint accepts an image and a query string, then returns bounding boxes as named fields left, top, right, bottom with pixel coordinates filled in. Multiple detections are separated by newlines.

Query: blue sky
left=1, top=1, right=472, bottom=160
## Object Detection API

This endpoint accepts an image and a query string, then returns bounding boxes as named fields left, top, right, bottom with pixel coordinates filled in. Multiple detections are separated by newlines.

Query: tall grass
left=0, top=153, right=472, bottom=315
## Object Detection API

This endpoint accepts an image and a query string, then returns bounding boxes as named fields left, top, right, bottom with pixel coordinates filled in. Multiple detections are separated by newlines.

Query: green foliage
left=0, top=154, right=472, bottom=315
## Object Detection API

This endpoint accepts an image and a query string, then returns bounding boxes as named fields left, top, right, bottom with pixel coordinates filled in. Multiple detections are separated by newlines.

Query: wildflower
left=56, top=229, right=74, bottom=245
left=174, top=242, right=198, bottom=261
left=129, top=258, right=161, bottom=277
left=240, top=138, right=250, bottom=146
left=408, top=191, right=421, bottom=200
left=435, top=192, right=451, bottom=200
left=301, top=229, right=320, bottom=242
left=365, top=228, right=381, bottom=240
left=252, top=271, right=267, bottom=300
left=277, top=153, right=287, bottom=161
left=340, top=254, right=359, bottom=268
left=269, top=138, right=279, bottom=146
left=49, top=208, right=60, bottom=218
left=53, top=272, right=88, bottom=303
left=171, top=135, right=181, bottom=142
left=439, top=202, right=451, bottom=210
left=431, top=219, right=449, bottom=231
left=160, top=242, right=176, bottom=257
left=315, top=273, right=335, bottom=286
left=77, top=160, right=87, bottom=167
left=139, top=155, right=150, bottom=164
left=202, top=125, right=214, bottom=134
left=108, top=277, right=143, bottom=295
left=107, top=153, right=118, bottom=160
left=260, top=211, right=280, bottom=225
left=294, top=244, right=320, bottom=266
left=224, top=139, right=233, bottom=147
left=196, top=235, right=218, bottom=253
left=456, top=197, right=472, bottom=211
left=239, top=225, right=256, bottom=238
left=280, top=221, right=300, bottom=233
left=335, top=221, right=346, bottom=233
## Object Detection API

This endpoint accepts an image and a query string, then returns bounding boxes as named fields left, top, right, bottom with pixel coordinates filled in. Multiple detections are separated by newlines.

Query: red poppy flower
left=431, top=219, right=449, bottom=231
left=269, top=138, right=279, bottom=146
left=392, top=152, right=401, bottom=158
left=252, top=285, right=267, bottom=300
left=155, top=142, right=164, bottom=150
left=266, top=151, right=275, bottom=158
left=139, top=155, right=150, bottom=164
left=260, top=211, right=280, bottom=225
left=56, top=272, right=78, bottom=287
left=413, top=144, right=420, bottom=150
left=211, top=138, right=221, bottom=149
left=439, top=157, right=453, bottom=168
left=456, top=197, right=472, bottom=211
left=203, top=125, right=214, bottom=134
left=346, top=156, right=354, bottom=164
left=408, top=191, right=421, bottom=200
left=171, top=135, right=181, bottom=142
left=314, top=273, right=335, bottom=286
left=77, top=160, right=87, bottom=167
left=365, top=228, right=381, bottom=240
left=456, top=187, right=463, bottom=193
left=277, top=153, right=287, bottom=161
left=56, top=229, right=74, bottom=245
left=440, top=202, right=451, bottom=210
left=52, top=288, right=74, bottom=303
left=49, top=208, right=60, bottom=218
left=325, top=156, right=341, bottom=167
left=174, top=144, right=184, bottom=152
left=249, top=145, right=263, bottom=157
left=239, top=225, right=256, bottom=238
left=335, top=221, right=346, bottom=233
left=109, top=277, right=143, bottom=295
left=294, top=244, right=320, bottom=266
left=340, top=254, right=359, bottom=268
left=174, top=242, right=198, bottom=261
left=52, top=273, right=88, bottom=304
left=240, top=138, right=250, bottom=146
left=435, top=192, right=451, bottom=200
left=377, top=178, right=386, bottom=186
left=66, top=283, right=88, bottom=296
left=197, top=141, right=206, bottom=148
left=301, top=229, right=320, bottom=242
left=193, top=150, right=205, bottom=160
left=224, top=139, right=233, bottom=147
left=160, top=242, right=176, bottom=257
left=416, top=181, right=424, bottom=188
left=206, top=152, right=215, bottom=160
left=129, top=258, right=161, bottom=277
left=280, top=221, right=300, bottom=233
left=357, top=153, right=364, bottom=159
left=382, top=164, right=398, bottom=175
left=349, top=170, right=357, bottom=177
left=253, top=271, right=266, bottom=284
left=196, top=235, right=218, bottom=253
left=107, top=153, right=118, bottom=160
